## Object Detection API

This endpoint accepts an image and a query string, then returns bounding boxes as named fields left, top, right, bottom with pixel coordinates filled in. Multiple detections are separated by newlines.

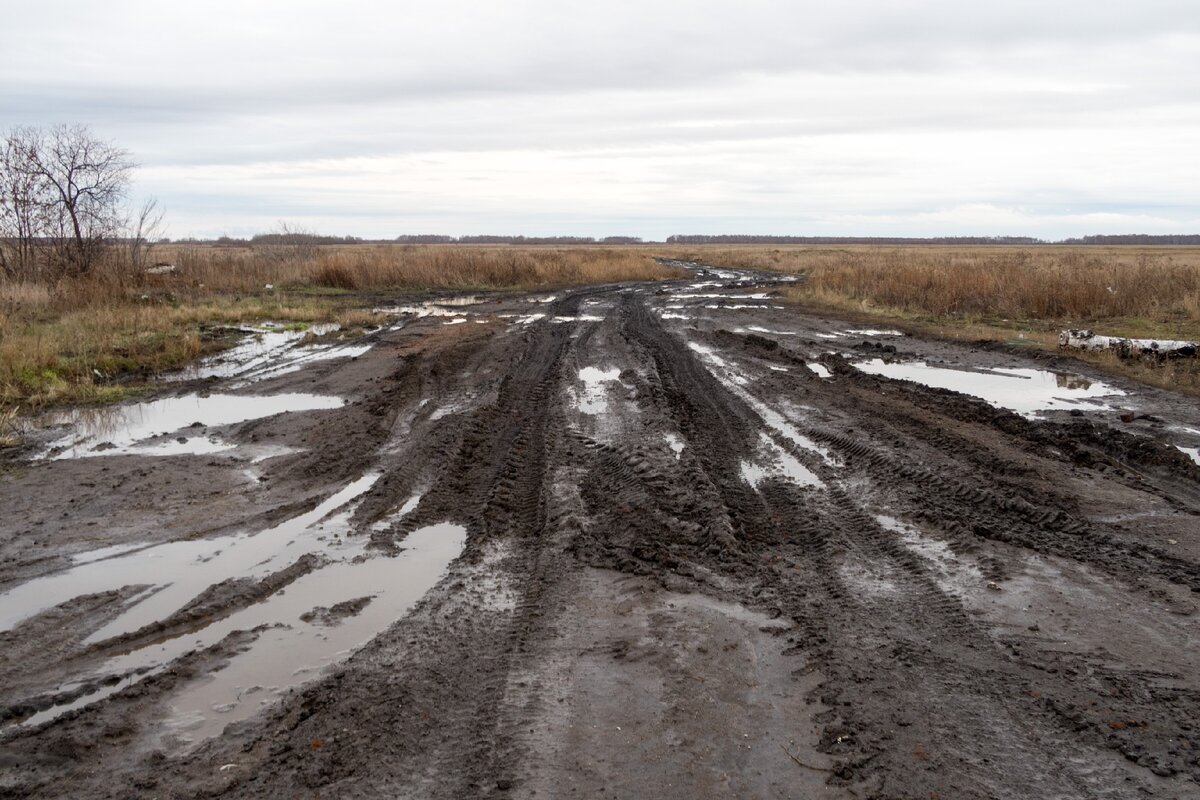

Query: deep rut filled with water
left=2, top=267, right=1200, bottom=798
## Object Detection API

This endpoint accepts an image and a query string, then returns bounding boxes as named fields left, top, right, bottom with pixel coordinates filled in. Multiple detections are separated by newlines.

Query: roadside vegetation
left=0, top=243, right=678, bottom=411
left=678, top=244, right=1200, bottom=394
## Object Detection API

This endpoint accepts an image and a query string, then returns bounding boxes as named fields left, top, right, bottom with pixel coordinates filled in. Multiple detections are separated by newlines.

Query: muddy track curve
left=1, top=267, right=1199, bottom=799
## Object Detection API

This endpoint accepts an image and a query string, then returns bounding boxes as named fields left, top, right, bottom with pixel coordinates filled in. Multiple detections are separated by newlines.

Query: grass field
left=3, top=242, right=1200, bottom=414
left=676, top=244, right=1200, bottom=394
left=0, top=245, right=679, bottom=410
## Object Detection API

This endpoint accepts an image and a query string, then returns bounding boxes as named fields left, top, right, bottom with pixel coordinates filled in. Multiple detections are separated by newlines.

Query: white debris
left=1059, top=329, right=1197, bottom=358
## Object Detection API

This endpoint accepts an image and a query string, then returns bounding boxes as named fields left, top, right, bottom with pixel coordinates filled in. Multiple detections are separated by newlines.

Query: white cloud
left=3, top=1, right=1198, bottom=238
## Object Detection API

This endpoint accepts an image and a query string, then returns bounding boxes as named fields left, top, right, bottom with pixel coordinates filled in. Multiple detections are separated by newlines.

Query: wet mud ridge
left=2, top=268, right=1200, bottom=798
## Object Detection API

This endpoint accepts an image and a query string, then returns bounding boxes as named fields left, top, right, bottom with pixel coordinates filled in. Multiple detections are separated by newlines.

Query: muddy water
left=38, top=392, right=344, bottom=459
left=163, top=521, right=466, bottom=745
left=854, top=359, right=1125, bottom=416
left=575, top=366, right=621, bottom=415
left=3, top=472, right=466, bottom=738
left=0, top=475, right=382, bottom=634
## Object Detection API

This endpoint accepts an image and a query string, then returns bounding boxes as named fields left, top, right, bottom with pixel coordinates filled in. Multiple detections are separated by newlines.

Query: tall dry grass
left=680, top=245, right=1200, bottom=327
left=160, top=243, right=673, bottom=293
left=680, top=244, right=1200, bottom=394
left=0, top=244, right=678, bottom=410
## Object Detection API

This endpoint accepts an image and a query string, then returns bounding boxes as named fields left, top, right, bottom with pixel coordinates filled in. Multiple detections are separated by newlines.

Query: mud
left=1, top=264, right=1199, bottom=798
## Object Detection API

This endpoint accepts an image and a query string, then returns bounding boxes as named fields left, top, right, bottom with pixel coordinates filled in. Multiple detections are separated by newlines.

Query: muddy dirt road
left=2, top=263, right=1200, bottom=799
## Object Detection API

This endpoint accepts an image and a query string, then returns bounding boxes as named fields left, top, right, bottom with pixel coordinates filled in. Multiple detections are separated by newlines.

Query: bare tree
left=128, top=197, right=165, bottom=272
left=0, top=128, right=49, bottom=280
left=0, top=125, right=139, bottom=279
left=30, top=125, right=135, bottom=275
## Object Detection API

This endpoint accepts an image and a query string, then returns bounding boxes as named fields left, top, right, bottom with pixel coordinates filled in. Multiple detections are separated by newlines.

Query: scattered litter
left=1060, top=329, right=1197, bottom=359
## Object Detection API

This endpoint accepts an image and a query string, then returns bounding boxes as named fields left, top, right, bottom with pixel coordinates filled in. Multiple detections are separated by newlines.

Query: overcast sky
left=3, top=1, right=1199, bottom=239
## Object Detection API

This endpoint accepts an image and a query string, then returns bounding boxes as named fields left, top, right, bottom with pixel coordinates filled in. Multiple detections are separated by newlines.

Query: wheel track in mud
left=2, top=279, right=1199, bottom=798
left=575, top=296, right=1198, bottom=794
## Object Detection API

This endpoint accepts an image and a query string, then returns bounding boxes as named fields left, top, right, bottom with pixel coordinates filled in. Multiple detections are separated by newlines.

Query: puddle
left=769, top=366, right=788, bottom=372
left=746, top=326, right=796, bottom=336
left=443, top=318, right=467, bottom=325
left=499, top=313, right=546, bottom=325
left=845, top=329, right=903, bottom=336
left=163, top=521, right=466, bottom=744
left=686, top=339, right=833, bottom=475
left=370, top=494, right=423, bottom=532
left=576, top=367, right=622, bottom=415
left=3, top=475, right=468, bottom=741
left=875, top=514, right=985, bottom=596
left=372, top=298, right=475, bottom=316
left=741, top=432, right=823, bottom=489
left=853, top=360, right=1125, bottom=416
left=687, top=342, right=730, bottom=368
left=0, top=475, right=382, bottom=636
left=552, top=315, right=604, bottom=323
left=807, top=363, right=832, bottom=379
left=40, top=393, right=345, bottom=459
left=663, top=432, right=685, bottom=459
left=166, top=324, right=361, bottom=384
left=226, top=342, right=373, bottom=387
left=168, top=327, right=306, bottom=382
left=670, top=293, right=772, bottom=301
left=703, top=304, right=784, bottom=310
left=1178, top=446, right=1200, bottom=466
left=660, top=312, right=689, bottom=320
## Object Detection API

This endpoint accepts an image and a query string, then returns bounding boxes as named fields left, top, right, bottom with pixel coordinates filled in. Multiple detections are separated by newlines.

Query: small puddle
left=807, top=363, right=832, bottom=379
left=746, top=326, right=796, bottom=336
left=741, top=432, right=824, bottom=489
left=670, top=292, right=773, bottom=301
left=39, top=393, right=344, bottom=459
left=167, top=323, right=357, bottom=383
left=499, top=313, right=546, bottom=325
left=845, top=329, right=903, bottom=336
left=663, top=432, right=686, bottom=459
left=370, top=493, right=423, bottom=531
left=1178, top=446, right=1200, bottom=466
left=374, top=300, right=476, bottom=317
left=854, top=359, right=1125, bottom=416
left=552, top=315, right=604, bottom=323
left=576, top=367, right=622, bottom=415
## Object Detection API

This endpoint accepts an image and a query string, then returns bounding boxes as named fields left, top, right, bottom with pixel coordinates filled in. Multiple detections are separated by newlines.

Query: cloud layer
left=3, top=1, right=1198, bottom=238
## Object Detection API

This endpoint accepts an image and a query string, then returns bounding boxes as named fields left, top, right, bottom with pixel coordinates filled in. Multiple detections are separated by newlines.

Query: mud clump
left=299, top=596, right=373, bottom=626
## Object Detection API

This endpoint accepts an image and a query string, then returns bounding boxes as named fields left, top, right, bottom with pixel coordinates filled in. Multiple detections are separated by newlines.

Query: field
left=671, top=244, right=1200, bottom=393
left=4, top=243, right=1200, bottom=411
left=0, top=244, right=679, bottom=409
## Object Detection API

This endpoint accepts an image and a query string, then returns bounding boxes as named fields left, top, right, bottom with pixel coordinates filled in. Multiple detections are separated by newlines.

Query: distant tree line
left=1057, top=234, right=1200, bottom=245
left=664, top=235, right=1046, bottom=245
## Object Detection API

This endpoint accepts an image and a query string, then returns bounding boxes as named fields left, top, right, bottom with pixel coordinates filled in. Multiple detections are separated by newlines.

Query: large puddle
left=854, top=359, right=1125, bottom=416
left=38, top=392, right=344, bottom=459
left=1, top=475, right=468, bottom=742
left=164, top=521, right=466, bottom=744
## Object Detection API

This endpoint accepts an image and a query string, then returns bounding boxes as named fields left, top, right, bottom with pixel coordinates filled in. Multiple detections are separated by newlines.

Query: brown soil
left=1, top=265, right=1199, bottom=798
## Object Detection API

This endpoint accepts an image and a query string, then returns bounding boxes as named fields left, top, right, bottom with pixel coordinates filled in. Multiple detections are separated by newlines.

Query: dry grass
left=678, top=244, right=1200, bottom=394
left=158, top=243, right=673, bottom=293
left=0, top=244, right=678, bottom=409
